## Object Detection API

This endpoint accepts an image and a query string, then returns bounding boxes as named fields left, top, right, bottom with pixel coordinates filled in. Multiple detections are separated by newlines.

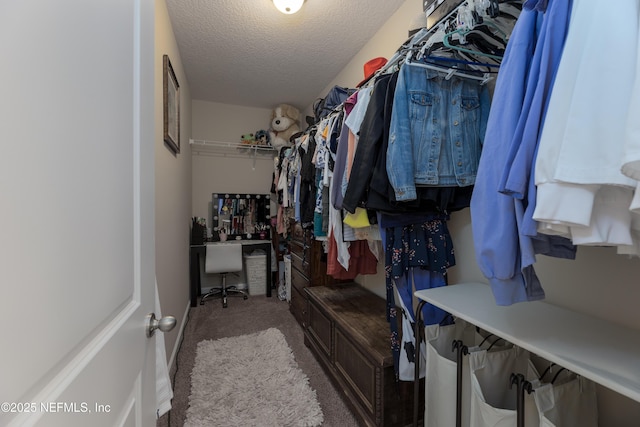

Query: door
left=0, top=1, right=158, bottom=426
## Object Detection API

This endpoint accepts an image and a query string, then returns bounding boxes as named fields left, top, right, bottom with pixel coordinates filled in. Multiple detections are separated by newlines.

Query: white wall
left=309, top=0, right=640, bottom=424
left=190, top=100, right=279, bottom=292
left=155, top=0, right=193, bottom=362
left=191, top=100, right=276, bottom=222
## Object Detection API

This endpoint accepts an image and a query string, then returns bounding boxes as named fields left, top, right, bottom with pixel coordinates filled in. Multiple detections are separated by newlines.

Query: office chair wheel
left=243, top=295, right=248, bottom=300
left=223, top=297, right=228, bottom=308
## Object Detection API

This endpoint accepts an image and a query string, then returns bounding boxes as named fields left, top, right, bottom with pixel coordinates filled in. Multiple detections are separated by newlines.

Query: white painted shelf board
left=415, top=282, right=640, bottom=402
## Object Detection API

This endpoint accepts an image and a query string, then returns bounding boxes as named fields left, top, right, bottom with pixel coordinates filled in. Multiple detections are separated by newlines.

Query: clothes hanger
left=538, top=362, right=557, bottom=381
left=464, top=26, right=507, bottom=52
left=416, top=51, right=501, bottom=75
left=538, top=363, right=571, bottom=384
left=405, top=57, right=494, bottom=84
left=443, top=28, right=504, bottom=60
left=478, top=332, right=495, bottom=347
left=418, top=0, right=506, bottom=65
left=486, top=335, right=503, bottom=351
left=550, top=367, right=567, bottom=384
left=418, top=21, right=504, bottom=63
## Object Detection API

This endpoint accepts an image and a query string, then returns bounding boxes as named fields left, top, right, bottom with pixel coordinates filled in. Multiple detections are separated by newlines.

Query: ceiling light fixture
left=273, top=0, right=305, bottom=14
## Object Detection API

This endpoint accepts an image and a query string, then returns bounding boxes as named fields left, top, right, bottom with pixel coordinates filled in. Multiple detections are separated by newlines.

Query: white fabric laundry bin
left=468, top=347, right=540, bottom=427
left=243, top=251, right=267, bottom=295
left=534, top=375, right=598, bottom=427
left=424, top=319, right=484, bottom=427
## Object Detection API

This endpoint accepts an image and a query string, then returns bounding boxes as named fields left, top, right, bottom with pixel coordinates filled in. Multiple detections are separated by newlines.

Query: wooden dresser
left=288, top=221, right=336, bottom=327
left=304, top=284, right=424, bottom=427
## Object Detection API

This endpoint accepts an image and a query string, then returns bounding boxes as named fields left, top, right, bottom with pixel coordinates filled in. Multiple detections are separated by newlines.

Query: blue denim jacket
left=387, top=63, right=490, bottom=201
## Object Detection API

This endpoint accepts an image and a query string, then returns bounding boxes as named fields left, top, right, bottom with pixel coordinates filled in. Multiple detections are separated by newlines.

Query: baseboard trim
left=168, top=299, right=190, bottom=371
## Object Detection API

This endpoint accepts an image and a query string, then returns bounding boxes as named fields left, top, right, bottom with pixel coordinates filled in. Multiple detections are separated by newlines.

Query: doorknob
left=146, top=313, right=177, bottom=337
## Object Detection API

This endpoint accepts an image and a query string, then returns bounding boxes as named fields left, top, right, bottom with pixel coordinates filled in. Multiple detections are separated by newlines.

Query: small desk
left=189, top=241, right=273, bottom=307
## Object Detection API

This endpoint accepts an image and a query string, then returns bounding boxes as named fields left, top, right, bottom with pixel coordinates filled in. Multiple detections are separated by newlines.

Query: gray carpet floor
left=157, top=293, right=360, bottom=427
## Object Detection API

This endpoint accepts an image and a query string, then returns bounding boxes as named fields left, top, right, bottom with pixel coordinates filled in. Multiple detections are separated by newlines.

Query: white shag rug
left=185, top=328, right=324, bottom=427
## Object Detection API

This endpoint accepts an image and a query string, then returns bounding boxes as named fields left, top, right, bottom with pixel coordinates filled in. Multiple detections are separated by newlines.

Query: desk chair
left=201, top=243, right=248, bottom=308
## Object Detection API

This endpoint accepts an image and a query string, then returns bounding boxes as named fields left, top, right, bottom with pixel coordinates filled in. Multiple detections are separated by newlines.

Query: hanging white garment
left=155, top=279, right=173, bottom=417
left=397, top=291, right=426, bottom=381
left=618, top=202, right=640, bottom=255
left=621, top=4, right=640, bottom=247
left=277, top=150, right=293, bottom=208
left=423, top=320, right=480, bottom=427
left=468, top=347, right=539, bottom=427
left=623, top=2, right=640, bottom=182
left=534, top=376, right=598, bottom=427
left=533, top=0, right=640, bottom=248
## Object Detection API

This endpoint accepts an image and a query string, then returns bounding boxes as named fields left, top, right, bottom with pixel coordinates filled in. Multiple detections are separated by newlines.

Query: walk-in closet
left=6, top=1, right=639, bottom=426
left=185, top=1, right=640, bottom=426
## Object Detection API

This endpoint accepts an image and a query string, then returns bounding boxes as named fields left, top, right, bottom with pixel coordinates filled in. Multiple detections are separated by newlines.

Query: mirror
left=211, top=193, right=271, bottom=241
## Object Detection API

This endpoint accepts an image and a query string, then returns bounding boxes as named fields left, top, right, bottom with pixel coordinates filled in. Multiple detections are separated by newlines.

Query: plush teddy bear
left=269, top=104, right=300, bottom=151
left=240, top=133, right=255, bottom=145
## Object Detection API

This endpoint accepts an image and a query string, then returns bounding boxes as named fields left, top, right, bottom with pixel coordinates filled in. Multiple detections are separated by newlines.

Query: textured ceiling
left=165, top=0, right=407, bottom=110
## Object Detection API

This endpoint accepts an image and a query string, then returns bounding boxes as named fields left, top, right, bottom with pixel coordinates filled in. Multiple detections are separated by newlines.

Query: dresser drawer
left=290, top=262, right=309, bottom=293
left=290, top=248, right=310, bottom=278
left=335, top=326, right=376, bottom=415
left=289, top=237, right=305, bottom=258
left=306, top=296, right=332, bottom=359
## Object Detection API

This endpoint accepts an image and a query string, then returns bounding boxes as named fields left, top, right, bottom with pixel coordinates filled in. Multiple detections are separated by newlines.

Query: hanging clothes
left=299, top=129, right=317, bottom=227
left=622, top=10, right=640, bottom=255
left=340, top=90, right=374, bottom=243
left=533, top=0, right=640, bottom=249
left=387, top=62, right=490, bottom=202
left=343, top=85, right=373, bottom=183
left=471, top=6, right=542, bottom=306
left=312, top=115, right=335, bottom=237
left=472, top=0, right=580, bottom=306
left=348, top=69, right=473, bottom=215
left=498, top=0, right=574, bottom=252
left=330, top=122, right=350, bottom=211
left=381, top=210, right=455, bottom=381
left=326, top=234, right=378, bottom=280
left=343, top=74, right=394, bottom=214
left=384, top=213, right=455, bottom=279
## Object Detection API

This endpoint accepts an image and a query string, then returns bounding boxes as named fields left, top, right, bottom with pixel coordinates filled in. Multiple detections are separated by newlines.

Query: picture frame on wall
left=163, top=54, right=180, bottom=154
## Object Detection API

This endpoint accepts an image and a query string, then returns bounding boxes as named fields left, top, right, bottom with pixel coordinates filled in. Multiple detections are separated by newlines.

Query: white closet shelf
left=189, top=139, right=276, bottom=155
left=415, top=282, right=640, bottom=402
